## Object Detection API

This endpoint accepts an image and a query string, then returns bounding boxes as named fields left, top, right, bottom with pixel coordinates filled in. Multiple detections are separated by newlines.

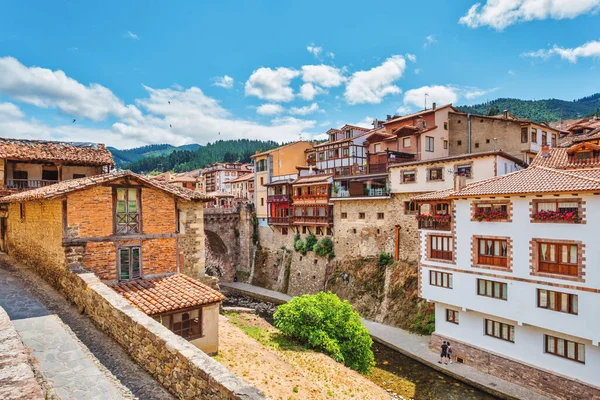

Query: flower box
left=474, top=209, right=508, bottom=222
left=532, top=210, right=581, bottom=223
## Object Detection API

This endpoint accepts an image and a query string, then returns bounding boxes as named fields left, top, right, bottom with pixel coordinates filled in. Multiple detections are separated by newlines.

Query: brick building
left=0, top=137, right=114, bottom=193
left=203, top=162, right=252, bottom=193
left=414, top=144, right=600, bottom=399
left=0, top=170, right=224, bottom=353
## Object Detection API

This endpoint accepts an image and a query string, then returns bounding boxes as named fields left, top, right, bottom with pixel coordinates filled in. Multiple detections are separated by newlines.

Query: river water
left=223, top=294, right=496, bottom=400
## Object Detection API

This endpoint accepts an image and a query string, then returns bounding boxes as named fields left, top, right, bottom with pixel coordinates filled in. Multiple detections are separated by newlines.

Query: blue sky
left=0, top=0, right=599, bottom=148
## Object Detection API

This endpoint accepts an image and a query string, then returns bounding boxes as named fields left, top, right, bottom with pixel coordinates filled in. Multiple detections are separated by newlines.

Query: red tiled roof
left=411, top=188, right=456, bottom=201
left=384, top=104, right=454, bottom=125
left=389, top=151, right=527, bottom=169
left=293, top=174, right=333, bottom=185
left=0, top=138, right=114, bottom=166
left=572, top=127, right=600, bottom=144
left=109, top=274, right=226, bottom=315
left=226, top=173, right=254, bottom=183
left=530, top=145, right=600, bottom=169
left=0, top=170, right=212, bottom=203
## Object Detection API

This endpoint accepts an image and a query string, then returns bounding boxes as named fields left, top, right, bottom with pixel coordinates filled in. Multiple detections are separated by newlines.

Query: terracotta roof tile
left=0, top=138, right=114, bottom=166
left=293, top=174, right=333, bottom=185
left=384, top=104, right=454, bottom=125
left=109, top=274, right=226, bottom=315
left=411, top=188, right=456, bottom=201
left=530, top=146, right=600, bottom=169
left=0, top=170, right=212, bottom=203
left=226, top=173, right=254, bottom=183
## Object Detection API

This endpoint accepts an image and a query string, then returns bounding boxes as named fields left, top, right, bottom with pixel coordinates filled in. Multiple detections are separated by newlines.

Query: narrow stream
left=223, top=294, right=497, bottom=400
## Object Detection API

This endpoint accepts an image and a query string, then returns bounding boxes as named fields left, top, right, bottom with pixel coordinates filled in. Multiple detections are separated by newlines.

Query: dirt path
left=217, top=313, right=391, bottom=400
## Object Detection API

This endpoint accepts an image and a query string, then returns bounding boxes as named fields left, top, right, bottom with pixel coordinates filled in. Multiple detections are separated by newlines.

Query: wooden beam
left=63, top=232, right=179, bottom=245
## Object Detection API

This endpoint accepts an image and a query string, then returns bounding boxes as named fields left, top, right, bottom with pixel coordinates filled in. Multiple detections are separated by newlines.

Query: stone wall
left=55, top=266, right=264, bottom=399
left=0, top=306, right=44, bottom=400
left=430, top=333, right=600, bottom=400
left=287, top=251, right=329, bottom=297
left=178, top=200, right=206, bottom=279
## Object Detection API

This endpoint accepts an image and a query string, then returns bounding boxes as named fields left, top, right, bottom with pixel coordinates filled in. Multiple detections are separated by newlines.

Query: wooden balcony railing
left=417, top=215, right=452, bottom=231
left=292, top=215, right=333, bottom=225
left=267, top=217, right=290, bottom=225
left=292, top=193, right=329, bottom=201
left=6, top=179, right=59, bottom=190
left=267, top=194, right=291, bottom=202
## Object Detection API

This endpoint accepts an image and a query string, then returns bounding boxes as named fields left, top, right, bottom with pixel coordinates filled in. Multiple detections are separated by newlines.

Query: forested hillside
left=108, top=143, right=201, bottom=166
left=457, top=93, right=600, bottom=122
left=122, top=139, right=279, bottom=173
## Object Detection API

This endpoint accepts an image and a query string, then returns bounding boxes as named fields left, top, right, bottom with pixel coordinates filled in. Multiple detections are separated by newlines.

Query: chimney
left=540, top=144, right=551, bottom=157
left=454, top=174, right=467, bottom=191
left=503, top=110, right=509, bottom=119
left=312, top=140, right=318, bottom=146
left=432, top=102, right=437, bottom=110
left=416, top=117, right=426, bottom=130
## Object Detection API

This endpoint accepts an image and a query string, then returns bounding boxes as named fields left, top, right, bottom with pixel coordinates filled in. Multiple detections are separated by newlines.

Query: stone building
left=0, top=170, right=224, bottom=353
left=415, top=147, right=600, bottom=398
left=0, top=137, right=114, bottom=193
left=447, top=110, right=560, bottom=164
left=203, top=162, right=252, bottom=193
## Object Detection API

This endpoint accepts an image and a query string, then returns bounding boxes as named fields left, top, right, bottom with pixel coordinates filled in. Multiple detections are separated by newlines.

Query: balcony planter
left=416, top=214, right=451, bottom=221
left=531, top=210, right=581, bottom=223
left=474, top=209, right=508, bottom=222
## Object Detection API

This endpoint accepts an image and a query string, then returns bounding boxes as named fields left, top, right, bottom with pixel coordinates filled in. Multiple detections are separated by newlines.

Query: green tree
left=274, top=292, right=375, bottom=373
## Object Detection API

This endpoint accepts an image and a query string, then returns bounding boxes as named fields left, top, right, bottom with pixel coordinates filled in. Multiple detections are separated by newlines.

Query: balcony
left=268, top=216, right=290, bottom=225
left=6, top=179, right=59, bottom=190
left=292, top=193, right=329, bottom=201
left=332, top=187, right=390, bottom=199
left=416, top=215, right=452, bottom=231
left=292, top=215, right=333, bottom=226
left=267, top=194, right=291, bottom=203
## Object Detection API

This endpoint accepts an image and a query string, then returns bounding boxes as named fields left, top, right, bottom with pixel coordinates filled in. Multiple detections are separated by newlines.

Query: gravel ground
left=0, top=255, right=174, bottom=400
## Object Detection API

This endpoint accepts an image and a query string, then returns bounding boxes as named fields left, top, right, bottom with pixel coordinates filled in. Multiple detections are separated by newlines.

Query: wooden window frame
left=477, top=278, right=507, bottom=300
left=446, top=309, right=459, bottom=324
left=538, top=242, right=579, bottom=277
left=473, top=201, right=510, bottom=222
left=485, top=319, right=514, bottom=342
left=542, top=131, right=547, bottom=146
left=114, top=187, right=142, bottom=235
left=425, top=136, right=434, bottom=152
left=531, top=128, right=537, bottom=143
left=537, top=289, right=578, bottom=315
left=402, top=170, right=416, bottom=183
left=455, top=164, right=472, bottom=178
left=340, top=212, right=347, bottom=219
left=403, top=137, right=411, bottom=148
left=404, top=201, right=418, bottom=215
left=521, top=127, right=528, bottom=143
left=154, top=306, right=204, bottom=341
left=117, top=245, right=142, bottom=281
left=429, top=270, right=453, bottom=289
left=377, top=212, right=384, bottom=220
left=430, top=235, right=453, bottom=261
left=544, top=334, right=585, bottom=364
left=358, top=212, right=366, bottom=219
left=427, top=167, right=443, bottom=182
left=531, top=199, right=583, bottom=224
left=477, top=238, right=508, bottom=267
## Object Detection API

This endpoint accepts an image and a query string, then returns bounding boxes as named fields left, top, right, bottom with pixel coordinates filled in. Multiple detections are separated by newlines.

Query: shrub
left=378, top=252, right=394, bottom=266
left=305, top=233, right=318, bottom=252
left=313, top=237, right=334, bottom=257
left=274, top=292, right=375, bottom=373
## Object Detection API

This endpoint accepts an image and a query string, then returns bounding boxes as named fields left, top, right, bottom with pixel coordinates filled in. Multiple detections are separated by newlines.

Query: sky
left=0, top=0, right=600, bottom=149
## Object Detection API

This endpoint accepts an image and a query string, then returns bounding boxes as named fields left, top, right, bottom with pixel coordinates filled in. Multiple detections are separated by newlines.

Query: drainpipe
left=467, top=113, right=472, bottom=154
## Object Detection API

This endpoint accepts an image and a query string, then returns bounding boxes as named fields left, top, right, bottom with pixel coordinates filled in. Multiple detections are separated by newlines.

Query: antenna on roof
left=424, top=93, right=429, bottom=110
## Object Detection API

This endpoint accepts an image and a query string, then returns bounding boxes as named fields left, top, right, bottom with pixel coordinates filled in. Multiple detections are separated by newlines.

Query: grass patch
left=224, top=312, right=304, bottom=352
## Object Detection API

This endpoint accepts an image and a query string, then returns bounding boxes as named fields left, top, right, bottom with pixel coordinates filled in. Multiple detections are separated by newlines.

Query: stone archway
left=204, top=229, right=235, bottom=282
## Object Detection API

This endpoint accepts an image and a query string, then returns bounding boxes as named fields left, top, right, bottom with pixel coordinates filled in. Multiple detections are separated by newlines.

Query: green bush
left=305, top=233, right=318, bottom=252
left=313, top=237, right=334, bottom=257
left=274, top=292, right=375, bottom=373
left=378, top=252, right=394, bottom=267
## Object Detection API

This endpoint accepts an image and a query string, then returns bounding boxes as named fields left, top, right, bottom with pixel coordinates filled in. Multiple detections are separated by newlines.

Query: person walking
left=439, top=341, right=448, bottom=364
left=446, top=342, right=453, bottom=364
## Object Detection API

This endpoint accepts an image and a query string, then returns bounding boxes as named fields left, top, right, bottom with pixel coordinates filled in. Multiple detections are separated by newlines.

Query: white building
left=414, top=144, right=600, bottom=398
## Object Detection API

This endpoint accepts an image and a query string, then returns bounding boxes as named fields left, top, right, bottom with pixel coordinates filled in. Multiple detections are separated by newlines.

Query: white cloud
left=403, top=85, right=459, bottom=108
left=244, top=67, right=300, bottom=102
left=424, top=35, right=437, bottom=48
left=462, top=86, right=497, bottom=99
left=353, top=116, right=375, bottom=129
left=289, top=103, right=320, bottom=116
left=414, top=68, right=421, bottom=75
left=68, top=47, right=79, bottom=52
left=256, top=103, right=284, bottom=116
left=460, top=0, right=600, bottom=30
left=327, top=52, right=335, bottom=59
left=124, top=31, right=139, bottom=40
left=396, top=105, right=413, bottom=115
left=0, top=56, right=141, bottom=121
left=307, top=45, right=322, bottom=57
left=312, top=133, right=329, bottom=141
left=406, top=53, right=417, bottom=62
left=301, top=65, right=345, bottom=87
left=0, top=102, right=25, bottom=120
left=523, top=40, right=600, bottom=63
left=213, top=75, right=234, bottom=88
left=298, top=83, right=326, bottom=101
left=318, top=120, right=331, bottom=127
left=344, top=55, right=406, bottom=105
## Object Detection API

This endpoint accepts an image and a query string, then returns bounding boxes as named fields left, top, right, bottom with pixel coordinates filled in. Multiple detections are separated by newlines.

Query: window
left=427, top=167, right=443, bottom=181
left=485, top=319, right=514, bottom=342
left=316, top=227, right=323, bottom=235
left=318, top=152, right=325, bottom=161
left=341, top=212, right=347, bottom=219
left=444, top=122, right=448, bottom=130
left=342, top=148, right=349, bottom=157
left=260, top=177, right=264, bottom=186
left=72, top=173, right=85, bottom=179
left=302, top=226, right=307, bottom=234
left=475, top=143, right=480, bottom=148
left=538, top=289, right=578, bottom=315
left=545, top=335, right=585, bottom=363
left=119, top=246, right=141, bottom=281
left=477, top=238, right=508, bottom=267
left=374, top=144, right=381, bottom=153
left=359, top=212, right=365, bottom=219
left=474, top=203, right=508, bottom=221
left=542, top=132, right=547, bottom=145
left=429, top=270, right=452, bottom=289
left=486, top=139, right=490, bottom=144
left=19, top=203, right=25, bottom=222
left=13, top=170, right=28, bottom=180
left=532, top=200, right=579, bottom=222
left=404, top=201, right=417, bottom=215
left=261, top=198, right=264, bottom=206
left=446, top=309, right=459, bottom=324
left=402, top=171, right=416, bottom=183
left=425, top=136, right=434, bottom=152
left=430, top=235, right=453, bottom=261
left=478, top=279, right=507, bottom=300
left=377, top=212, right=384, bottom=220
left=455, top=165, right=472, bottom=178
left=521, top=128, right=528, bottom=143
left=538, top=242, right=578, bottom=277
left=551, top=134, right=557, bottom=147
left=155, top=309, right=203, bottom=340
left=282, top=227, right=288, bottom=235
left=531, top=128, right=537, bottom=143
left=457, top=140, right=462, bottom=146
left=457, top=120, right=462, bottom=124
left=115, top=188, right=140, bottom=234
left=443, top=140, right=448, bottom=149
left=326, top=227, right=333, bottom=235
left=403, top=137, right=411, bottom=148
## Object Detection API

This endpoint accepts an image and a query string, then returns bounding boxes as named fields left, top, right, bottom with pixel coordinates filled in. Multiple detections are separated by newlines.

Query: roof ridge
left=535, top=166, right=600, bottom=184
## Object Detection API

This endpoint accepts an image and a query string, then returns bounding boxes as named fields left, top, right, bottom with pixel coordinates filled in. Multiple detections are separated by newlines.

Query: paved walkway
left=0, top=256, right=173, bottom=400
left=220, top=282, right=551, bottom=400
